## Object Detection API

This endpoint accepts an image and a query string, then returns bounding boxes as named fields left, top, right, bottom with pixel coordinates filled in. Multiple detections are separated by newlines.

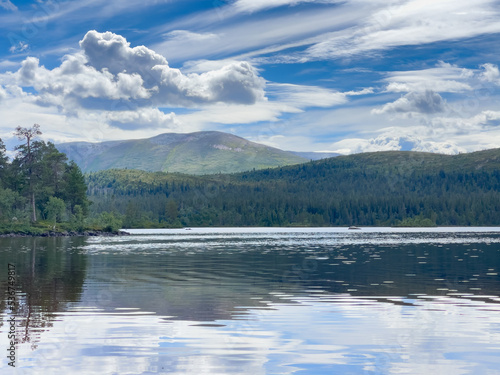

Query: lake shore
left=0, top=230, right=131, bottom=238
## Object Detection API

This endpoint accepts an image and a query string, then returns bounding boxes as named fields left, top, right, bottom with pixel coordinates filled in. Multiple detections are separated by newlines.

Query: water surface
left=1, top=228, right=500, bottom=374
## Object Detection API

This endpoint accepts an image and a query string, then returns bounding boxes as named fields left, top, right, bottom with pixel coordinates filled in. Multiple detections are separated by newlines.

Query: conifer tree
left=14, top=124, right=43, bottom=222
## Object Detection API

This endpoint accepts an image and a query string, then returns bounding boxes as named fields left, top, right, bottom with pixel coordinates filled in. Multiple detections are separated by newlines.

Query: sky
left=1, top=0, right=500, bottom=155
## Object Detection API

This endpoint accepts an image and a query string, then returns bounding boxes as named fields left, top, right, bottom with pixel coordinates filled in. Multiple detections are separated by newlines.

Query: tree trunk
left=31, top=191, right=37, bottom=222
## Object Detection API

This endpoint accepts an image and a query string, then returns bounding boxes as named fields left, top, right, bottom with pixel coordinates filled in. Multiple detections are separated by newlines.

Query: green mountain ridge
left=56, top=131, right=309, bottom=174
left=86, top=147, right=500, bottom=227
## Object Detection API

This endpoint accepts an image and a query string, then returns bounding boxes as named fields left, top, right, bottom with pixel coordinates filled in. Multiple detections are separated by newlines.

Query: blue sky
left=1, top=0, right=500, bottom=154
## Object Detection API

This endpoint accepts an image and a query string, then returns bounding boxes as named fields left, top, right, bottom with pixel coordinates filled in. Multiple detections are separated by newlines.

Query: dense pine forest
left=85, top=148, right=500, bottom=228
left=3, top=125, right=500, bottom=232
left=0, top=125, right=110, bottom=234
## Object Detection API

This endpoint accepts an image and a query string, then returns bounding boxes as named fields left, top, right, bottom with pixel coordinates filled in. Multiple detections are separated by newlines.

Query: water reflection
left=0, top=237, right=87, bottom=350
left=1, top=229, right=499, bottom=374
left=79, top=232, right=500, bottom=318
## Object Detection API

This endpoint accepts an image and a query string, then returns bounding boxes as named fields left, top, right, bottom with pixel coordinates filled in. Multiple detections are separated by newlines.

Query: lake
left=1, top=227, right=500, bottom=374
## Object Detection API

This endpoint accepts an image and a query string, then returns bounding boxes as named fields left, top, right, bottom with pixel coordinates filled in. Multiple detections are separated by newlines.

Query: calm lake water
left=1, top=227, right=500, bottom=374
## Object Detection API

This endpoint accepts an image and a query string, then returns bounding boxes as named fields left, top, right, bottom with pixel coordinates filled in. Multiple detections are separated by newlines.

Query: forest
left=0, top=125, right=114, bottom=234
left=3, top=124, right=500, bottom=232
left=85, top=149, right=500, bottom=228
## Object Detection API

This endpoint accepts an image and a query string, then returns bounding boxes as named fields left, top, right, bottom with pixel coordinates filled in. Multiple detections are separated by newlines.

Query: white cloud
left=0, top=85, right=7, bottom=102
left=480, top=63, right=500, bottom=84
left=9, top=54, right=152, bottom=114
left=0, top=29, right=366, bottom=143
left=9, top=41, right=29, bottom=54
left=267, top=83, right=347, bottom=108
left=175, top=83, right=351, bottom=132
left=180, top=59, right=245, bottom=74
left=0, top=0, right=171, bottom=31
left=345, top=88, right=374, bottom=96
left=106, top=108, right=179, bottom=130
left=372, top=91, right=447, bottom=116
left=4, top=30, right=266, bottom=110
left=79, top=30, right=169, bottom=78
left=304, top=0, right=500, bottom=61
left=385, top=94, right=438, bottom=116
left=152, top=3, right=365, bottom=63
left=329, top=107, right=500, bottom=155
left=124, top=0, right=500, bottom=69
left=180, top=0, right=500, bottom=72
left=431, top=110, right=500, bottom=133
left=1, top=31, right=267, bottom=126
left=178, top=102, right=294, bottom=127
left=0, top=96, right=76, bottom=141
left=163, top=30, right=218, bottom=43
left=330, top=133, right=465, bottom=155
left=382, top=62, right=474, bottom=93
left=0, top=0, right=17, bottom=11
left=0, top=30, right=285, bottom=140
left=232, top=0, right=331, bottom=13
left=80, top=30, right=265, bottom=106
left=0, top=60, right=19, bottom=69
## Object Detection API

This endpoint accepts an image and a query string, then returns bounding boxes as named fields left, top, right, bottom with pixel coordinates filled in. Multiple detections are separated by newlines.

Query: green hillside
left=86, top=148, right=500, bottom=228
left=56, top=131, right=308, bottom=174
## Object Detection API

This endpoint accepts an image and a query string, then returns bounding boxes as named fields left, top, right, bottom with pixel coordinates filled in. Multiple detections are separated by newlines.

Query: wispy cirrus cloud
left=381, top=62, right=474, bottom=93
left=151, top=1, right=369, bottom=63
left=0, top=0, right=17, bottom=11
left=231, top=0, right=337, bottom=14
left=304, top=0, right=500, bottom=61
left=267, top=83, right=347, bottom=108
left=150, top=0, right=500, bottom=69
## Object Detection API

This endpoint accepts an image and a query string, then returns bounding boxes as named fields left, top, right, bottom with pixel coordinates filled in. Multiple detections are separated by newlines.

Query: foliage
left=45, top=197, right=67, bottom=227
left=5, top=126, right=500, bottom=231
left=61, top=161, right=89, bottom=215
left=393, top=215, right=437, bottom=227
left=85, top=148, right=500, bottom=227
left=13, top=124, right=44, bottom=222
left=0, top=126, right=94, bottom=234
left=92, top=212, right=124, bottom=233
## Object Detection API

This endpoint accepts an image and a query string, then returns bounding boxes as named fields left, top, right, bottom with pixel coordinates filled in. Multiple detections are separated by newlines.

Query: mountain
left=86, top=148, right=500, bottom=227
left=289, top=151, right=340, bottom=160
left=56, top=131, right=308, bottom=175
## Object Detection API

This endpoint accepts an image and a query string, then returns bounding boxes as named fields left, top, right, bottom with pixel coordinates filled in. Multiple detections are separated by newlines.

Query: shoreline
left=0, top=230, right=131, bottom=238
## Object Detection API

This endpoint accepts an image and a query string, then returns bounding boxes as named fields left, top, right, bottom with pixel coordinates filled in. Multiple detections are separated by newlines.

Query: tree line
left=3, top=126, right=500, bottom=231
left=85, top=150, right=500, bottom=228
left=0, top=125, right=91, bottom=233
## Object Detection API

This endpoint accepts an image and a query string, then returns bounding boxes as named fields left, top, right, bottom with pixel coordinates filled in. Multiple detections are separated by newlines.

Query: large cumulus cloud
left=80, top=31, right=169, bottom=77
left=9, top=30, right=266, bottom=113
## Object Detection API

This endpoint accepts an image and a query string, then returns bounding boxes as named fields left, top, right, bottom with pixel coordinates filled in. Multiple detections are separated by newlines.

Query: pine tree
left=14, top=124, right=43, bottom=222
left=62, top=161, right=89, bottom=215
left=0, top=138, right=8, bottom=188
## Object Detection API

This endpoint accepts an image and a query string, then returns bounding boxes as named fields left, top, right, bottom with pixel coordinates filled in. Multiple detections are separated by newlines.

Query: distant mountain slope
left=86, top=148, right=500, bottom=227
left=56, top=131, right=308, bottom=174
left=289, top=151, right=340, bottom=160
left=306, top=148, right=500, bottom=174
